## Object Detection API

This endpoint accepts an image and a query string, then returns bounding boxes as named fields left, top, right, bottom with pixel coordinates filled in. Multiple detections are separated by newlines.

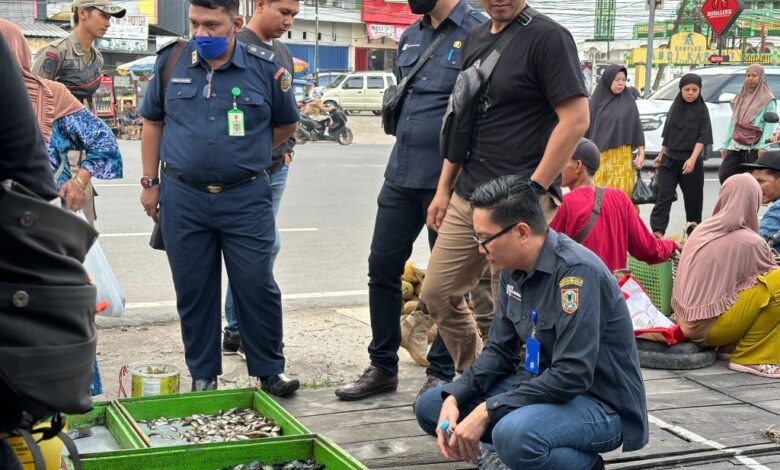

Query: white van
left=320, top=71, right=397, bottom=114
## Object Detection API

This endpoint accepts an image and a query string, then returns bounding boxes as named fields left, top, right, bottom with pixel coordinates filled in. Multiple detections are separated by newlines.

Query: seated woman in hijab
left=672, top=173, right=780, bottom=379
left=0, top=19, right=122, bottom=216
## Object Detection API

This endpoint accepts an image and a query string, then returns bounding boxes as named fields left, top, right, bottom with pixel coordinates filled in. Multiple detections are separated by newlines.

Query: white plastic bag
left=618, top=274, right=673, bottom=330
left=83, top=239, right=126, bottom=318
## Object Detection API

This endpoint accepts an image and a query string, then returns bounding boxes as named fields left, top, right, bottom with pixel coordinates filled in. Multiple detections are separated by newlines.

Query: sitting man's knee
left=492, top=418, right=548, bottom=469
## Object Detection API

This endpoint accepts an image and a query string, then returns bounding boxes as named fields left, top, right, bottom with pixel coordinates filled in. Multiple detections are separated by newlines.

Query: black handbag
left=382, top=22, right=457, bottom=136
left=632, top=169, right=658, bottom=204
left=440, top=8, right=537, bottom=163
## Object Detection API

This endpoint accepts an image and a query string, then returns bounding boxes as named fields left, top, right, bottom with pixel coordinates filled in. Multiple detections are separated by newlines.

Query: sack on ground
left=618, top=274, right=681, bottom=345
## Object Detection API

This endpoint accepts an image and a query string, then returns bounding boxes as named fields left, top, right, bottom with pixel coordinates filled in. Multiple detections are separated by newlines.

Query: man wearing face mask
left=334, top=0, right=485, bottom=401
left=139, top=0, right=300, bottom=396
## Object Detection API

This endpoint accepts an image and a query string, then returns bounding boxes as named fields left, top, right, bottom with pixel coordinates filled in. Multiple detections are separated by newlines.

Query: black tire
left=636, top=339, right=716, bottom=370
left=372, top=110, right=382, bottom=116
left=338, top=128, right=354, bottom=145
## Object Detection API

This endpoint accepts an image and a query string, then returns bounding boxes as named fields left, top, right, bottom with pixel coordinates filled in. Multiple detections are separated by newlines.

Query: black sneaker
left=223, top=333, right=240, bottom=355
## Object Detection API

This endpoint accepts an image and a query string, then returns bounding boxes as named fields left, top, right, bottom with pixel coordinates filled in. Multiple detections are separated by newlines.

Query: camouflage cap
left=72, top=0, right=127, bottom=18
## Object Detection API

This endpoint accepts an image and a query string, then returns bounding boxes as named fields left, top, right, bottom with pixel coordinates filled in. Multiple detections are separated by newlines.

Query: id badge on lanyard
left=227, top=87, right=245, bottom=137
left=524, top=309, right=541, bottom=375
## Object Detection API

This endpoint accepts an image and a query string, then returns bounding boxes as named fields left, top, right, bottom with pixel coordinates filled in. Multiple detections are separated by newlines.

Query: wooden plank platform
left=273, top=361, right=780, bottom=469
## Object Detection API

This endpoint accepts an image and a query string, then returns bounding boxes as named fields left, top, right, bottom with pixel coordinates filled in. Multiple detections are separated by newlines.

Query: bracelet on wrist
left=72, top=176, right=86, bottom=191
left=530, top=180, right=547, bottom=196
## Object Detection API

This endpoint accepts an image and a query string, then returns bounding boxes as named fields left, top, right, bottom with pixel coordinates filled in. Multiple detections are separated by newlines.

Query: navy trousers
left=160, top=174, right=284, bottom=379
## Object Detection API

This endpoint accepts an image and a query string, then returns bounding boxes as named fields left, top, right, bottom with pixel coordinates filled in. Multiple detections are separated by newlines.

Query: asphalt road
left=96, top=138, right=733, bottom=326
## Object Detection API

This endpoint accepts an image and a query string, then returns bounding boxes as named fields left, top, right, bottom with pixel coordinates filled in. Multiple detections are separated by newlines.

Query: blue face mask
left=193, top=36, right=228, bottom=60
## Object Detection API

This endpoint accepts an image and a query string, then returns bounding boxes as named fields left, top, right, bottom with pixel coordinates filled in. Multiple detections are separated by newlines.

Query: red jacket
left=550, top=186, right=676, bottom=271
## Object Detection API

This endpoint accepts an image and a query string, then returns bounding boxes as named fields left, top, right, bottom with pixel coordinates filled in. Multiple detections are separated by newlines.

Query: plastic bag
left=631, top=169, right=657, bottom=205
left=83, top=239, right=126, bottom=318
left=618, top=274, right=680, bottom=345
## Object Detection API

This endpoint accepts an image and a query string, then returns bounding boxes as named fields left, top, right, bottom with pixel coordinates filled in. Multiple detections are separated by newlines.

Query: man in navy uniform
left=415, top=176, right=648, bottom=469
left=139, top=0, right=300, bottom=396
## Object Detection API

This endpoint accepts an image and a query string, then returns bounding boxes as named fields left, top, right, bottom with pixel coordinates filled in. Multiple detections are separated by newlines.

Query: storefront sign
left=701, top=0, right=744, bottom=35
left=104, top=15, right=148, bottom=40
left=96, top=38, right=148, bottom=53
left=668, top=32, right=708, bottom=65
left=366, top=23, right=406, bottom=42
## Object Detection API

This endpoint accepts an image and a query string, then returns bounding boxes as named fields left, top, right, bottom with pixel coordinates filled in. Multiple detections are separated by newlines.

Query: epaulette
left=246, top=44, right=275, bottom=62
left=157, top=38, right=186, bottom=54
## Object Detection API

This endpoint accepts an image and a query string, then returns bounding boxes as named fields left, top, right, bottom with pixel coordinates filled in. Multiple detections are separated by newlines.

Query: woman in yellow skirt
left=587, top=65, right=646, bottom=199
left=672, top=174, right=780, bottom=378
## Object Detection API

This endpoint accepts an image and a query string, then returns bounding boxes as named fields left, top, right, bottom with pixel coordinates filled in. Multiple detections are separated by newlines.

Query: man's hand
left=427, top=191, right=451, bottom=232
left=634, top=147, right=645, bottom=169
left=284, top=152, right=293, bottom=166
left=436, top=396, right=461, bottom=460
left=451, top=402, right=491, bottom=465
left=141, top=186, right=160, bottom=223
left=59, top=179, right=86, bottom=211
left=653, top=155, right=662, bottom=168
left=682, top=157, right=697, bottom=174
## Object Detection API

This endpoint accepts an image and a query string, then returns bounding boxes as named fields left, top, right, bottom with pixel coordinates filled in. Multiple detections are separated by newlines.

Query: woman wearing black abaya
left=587, top=65, right=646, bottom=201
left=650, top=74, right=712, bottom=237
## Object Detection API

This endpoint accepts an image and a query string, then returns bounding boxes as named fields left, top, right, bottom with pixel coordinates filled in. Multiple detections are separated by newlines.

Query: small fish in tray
left=138, top=408, right=282, bottom=446
left=218, top=459, right=324, bottom=470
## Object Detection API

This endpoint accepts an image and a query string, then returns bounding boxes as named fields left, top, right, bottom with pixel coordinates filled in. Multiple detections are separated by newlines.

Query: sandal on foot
left=728, top=362, right=780, bottom=378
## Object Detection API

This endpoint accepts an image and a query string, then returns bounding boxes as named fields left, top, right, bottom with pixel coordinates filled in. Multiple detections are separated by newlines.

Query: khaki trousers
left=422, top=191, right=559, bottom=372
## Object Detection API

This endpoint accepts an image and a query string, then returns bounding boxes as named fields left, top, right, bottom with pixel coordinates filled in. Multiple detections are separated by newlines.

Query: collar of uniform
left=511, top=229, right=557, bottom=282
left=420, top=0, right=468, bottom=30
left=187, top=40, right=247, bottom=69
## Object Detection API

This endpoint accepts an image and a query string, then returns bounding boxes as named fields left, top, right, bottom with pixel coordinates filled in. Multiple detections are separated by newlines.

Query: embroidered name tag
left=171, top=78, right=192, bottom=84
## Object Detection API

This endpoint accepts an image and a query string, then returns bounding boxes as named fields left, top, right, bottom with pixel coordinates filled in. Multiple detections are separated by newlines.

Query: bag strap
left=396, top=21, right=458, bottom=94
left=58, top=430, right=83, bottom=470
left=161, top=39, right=188, bottom=104
left=476, top=6, right=539, bottom=79
left=574, top=187, right=604, bottom=243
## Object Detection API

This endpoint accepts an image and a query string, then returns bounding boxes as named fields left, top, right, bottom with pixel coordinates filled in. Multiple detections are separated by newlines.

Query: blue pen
left=447, top=48, right=455, bottom=61
left=440, top=419, right=454, bottom=440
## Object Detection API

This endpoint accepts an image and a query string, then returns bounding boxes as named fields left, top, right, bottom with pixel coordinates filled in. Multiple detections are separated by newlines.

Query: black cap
left=572, top=138, right=601, bottom=172
left=742, top=149, right=780, bottom=172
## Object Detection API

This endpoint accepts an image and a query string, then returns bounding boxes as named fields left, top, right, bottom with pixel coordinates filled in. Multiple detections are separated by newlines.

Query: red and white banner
left=366, top=23, right=407, bottom=42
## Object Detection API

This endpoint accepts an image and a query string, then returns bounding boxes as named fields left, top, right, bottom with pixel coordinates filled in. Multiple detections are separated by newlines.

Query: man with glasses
left=415, top=176, right=648, bottom=470
left=139, top=0, right=300, bottom=395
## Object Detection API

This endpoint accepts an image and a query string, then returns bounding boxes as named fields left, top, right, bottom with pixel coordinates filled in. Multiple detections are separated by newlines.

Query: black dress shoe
left=334, top=366, right=398, bottom=401
left=261, top=373, right=300, bottom=397
left=191, top=377, right=217, bottom=392
left=222, top=333, right=240, bottom=355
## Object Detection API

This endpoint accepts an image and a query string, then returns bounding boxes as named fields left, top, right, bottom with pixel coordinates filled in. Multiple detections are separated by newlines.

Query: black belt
left=267, top=159, right=285, bottom=175
left=163, top=166, right=261, bottom=194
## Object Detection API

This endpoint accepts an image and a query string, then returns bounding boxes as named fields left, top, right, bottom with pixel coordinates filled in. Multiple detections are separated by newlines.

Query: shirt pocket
left=397, top=48, right=420, bottom=79
left=165, top=85, right=198, bottom=123
left=236, top=90, right=271, bottom=130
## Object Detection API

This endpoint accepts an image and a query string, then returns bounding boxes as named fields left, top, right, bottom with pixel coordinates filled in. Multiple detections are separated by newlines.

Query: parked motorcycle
left=295, top=107, right=353, bottom=145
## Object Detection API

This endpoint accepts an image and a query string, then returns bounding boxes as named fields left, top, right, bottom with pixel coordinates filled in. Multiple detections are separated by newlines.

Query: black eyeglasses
left=472, top=222, right=518, bottom=254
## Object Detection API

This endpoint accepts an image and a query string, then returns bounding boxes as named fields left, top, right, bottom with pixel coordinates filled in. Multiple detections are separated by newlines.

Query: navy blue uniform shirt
left=441, top=230, right=649, bottom=452
left=140, top=40, right=299, bottom=183
left=384, top=1, right=485, bottom=190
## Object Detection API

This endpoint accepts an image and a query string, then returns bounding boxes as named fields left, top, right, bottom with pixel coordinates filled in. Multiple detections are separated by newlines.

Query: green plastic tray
left=627, top=256, right=673, bottom=315
left=66, top=401, right=146, bottom=450
left=74, top=435, right=367, bottom=470
left=114, top=388, right=309, bottom=447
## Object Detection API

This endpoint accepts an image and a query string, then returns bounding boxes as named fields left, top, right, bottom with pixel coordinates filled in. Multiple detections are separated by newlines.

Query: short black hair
left=190, top=0, right=240, bottom=15
left=470, top=176, right=547, bottom=235
left=73, top=6, right=96, bottom=25
left=581, top=164, right=597, bottom=177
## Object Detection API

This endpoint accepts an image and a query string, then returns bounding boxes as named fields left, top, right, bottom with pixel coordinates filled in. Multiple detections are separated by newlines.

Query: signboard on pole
left=594, top=0, right=616, bottom=41
left=701, top=0, right=745, bottom=35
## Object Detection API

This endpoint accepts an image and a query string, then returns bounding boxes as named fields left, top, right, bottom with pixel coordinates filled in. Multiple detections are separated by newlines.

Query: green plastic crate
left=66, top=401, right=147, bottom=451
left=114, top=388, right=309, bottom=447
left=627, top=256, right=673, bottom=315
left=73, top=435, right=367, bottom=470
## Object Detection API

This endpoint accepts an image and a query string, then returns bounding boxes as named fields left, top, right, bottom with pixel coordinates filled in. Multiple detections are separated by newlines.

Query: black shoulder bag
left=381, top=21, right=457, bottom=136
left=440, top=7, right=538, bottom=163
left=149, top=39, right=187, bottom=251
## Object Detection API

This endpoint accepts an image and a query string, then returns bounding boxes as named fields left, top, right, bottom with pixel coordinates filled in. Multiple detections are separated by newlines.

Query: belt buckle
left=206, top=185, right=223, bottom=194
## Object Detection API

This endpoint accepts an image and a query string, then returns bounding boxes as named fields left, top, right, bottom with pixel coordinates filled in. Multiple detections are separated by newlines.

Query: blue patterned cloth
left=48, top=108, right=123, bottom=188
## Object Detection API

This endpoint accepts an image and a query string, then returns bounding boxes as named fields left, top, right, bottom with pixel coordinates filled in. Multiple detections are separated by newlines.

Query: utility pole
left=653, top=0, right=690, bottom=90
left=314, top=0, right=320, bottom=83
left=644, top=0, right=657, bottom=98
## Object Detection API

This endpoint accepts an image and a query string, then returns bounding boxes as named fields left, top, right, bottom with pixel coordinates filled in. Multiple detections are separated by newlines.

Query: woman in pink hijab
left=673, top=173, right=780, bottom=378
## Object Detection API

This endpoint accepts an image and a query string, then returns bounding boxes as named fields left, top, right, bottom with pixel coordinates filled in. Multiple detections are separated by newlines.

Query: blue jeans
left=224, top=164, right=288, bottom=339
left=415, top=377, right=623, bottom=470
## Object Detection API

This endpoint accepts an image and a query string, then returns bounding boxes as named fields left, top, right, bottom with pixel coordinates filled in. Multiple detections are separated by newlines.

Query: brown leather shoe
left=412, top=375, right=451, bottom=412
left=334, top=366, right=398, bottom=401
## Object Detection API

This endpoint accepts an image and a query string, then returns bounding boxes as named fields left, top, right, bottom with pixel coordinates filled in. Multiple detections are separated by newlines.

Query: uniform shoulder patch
left=559, top=276, right=583, bottom=288
left=246, top=45, right=275, bottom=62
left=561, top=288, right=579, bottom=315
left=274, top=67, right=292, bottom=92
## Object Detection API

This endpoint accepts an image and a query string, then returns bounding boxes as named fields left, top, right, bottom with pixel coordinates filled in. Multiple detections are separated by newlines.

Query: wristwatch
left=140, top=176, right=160, bottom=188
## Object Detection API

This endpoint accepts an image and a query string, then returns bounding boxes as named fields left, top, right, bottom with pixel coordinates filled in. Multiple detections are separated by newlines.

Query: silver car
left=638, top=66, right=780, bottom=160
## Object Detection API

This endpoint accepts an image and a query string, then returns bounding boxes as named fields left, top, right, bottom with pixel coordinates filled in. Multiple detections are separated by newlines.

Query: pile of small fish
left=137, top=408, right=282, bottom=445
left=218, top=460, right=324, bottom=470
